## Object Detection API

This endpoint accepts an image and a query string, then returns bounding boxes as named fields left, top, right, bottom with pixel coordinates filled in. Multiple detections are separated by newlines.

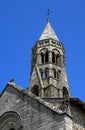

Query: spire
left=39, top=20, right=59, bottom=41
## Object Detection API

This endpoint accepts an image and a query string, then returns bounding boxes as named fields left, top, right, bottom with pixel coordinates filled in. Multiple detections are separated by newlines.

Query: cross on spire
left=47, top=9, right=51, bottom=22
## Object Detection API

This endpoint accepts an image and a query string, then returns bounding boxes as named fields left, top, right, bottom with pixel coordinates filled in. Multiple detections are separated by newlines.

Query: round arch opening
left=31, top=85, right=39, bottom=96
left=63, top=87, right=69, bottom=98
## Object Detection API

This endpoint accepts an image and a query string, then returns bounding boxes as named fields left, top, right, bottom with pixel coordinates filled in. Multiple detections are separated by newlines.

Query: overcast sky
left=0, top=0, right=85, bottom=101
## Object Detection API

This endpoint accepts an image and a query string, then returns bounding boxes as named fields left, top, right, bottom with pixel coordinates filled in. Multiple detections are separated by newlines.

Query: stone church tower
left=29, top=20, right=71, bottom=99
left=0, top=19, right=85, bottom=130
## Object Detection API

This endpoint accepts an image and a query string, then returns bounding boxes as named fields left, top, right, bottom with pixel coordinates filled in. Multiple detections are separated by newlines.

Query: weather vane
left=47, top=9, right=51, bottom=21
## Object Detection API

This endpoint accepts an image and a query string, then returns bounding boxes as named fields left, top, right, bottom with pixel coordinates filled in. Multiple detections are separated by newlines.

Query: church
left=0, top=18, right=85, bottom=130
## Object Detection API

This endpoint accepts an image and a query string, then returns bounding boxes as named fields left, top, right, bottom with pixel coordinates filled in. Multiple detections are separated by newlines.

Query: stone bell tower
left=28, top=20, right=71, bottom=98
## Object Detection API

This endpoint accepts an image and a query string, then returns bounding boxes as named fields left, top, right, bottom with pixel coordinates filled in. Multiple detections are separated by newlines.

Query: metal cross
left=47, top=9, right=51, bottom=21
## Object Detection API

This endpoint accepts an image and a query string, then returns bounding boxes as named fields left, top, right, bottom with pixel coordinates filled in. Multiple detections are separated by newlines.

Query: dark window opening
left=63, top=87, right=69, bottom=98
left=45, top=51, right=48, bottom=63
left=52, top=52, right=55, bottom=63
left=41, top=53, right=44, bottom=64
left=31, top=85, right=39, bottom=96
left=10, top=129, right=15, bottom=130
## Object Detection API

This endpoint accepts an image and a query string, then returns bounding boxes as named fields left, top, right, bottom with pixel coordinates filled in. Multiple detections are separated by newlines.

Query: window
left=0, top=112, right=21, bottom=130
left=52, top=52, right=55, bottom=63
left=63, top=87, right=69, bottom=98
left=45, top=51, right=48, bottom=63
left=41, top=53, right=44, bottom=63
left=31, top=85, right=39, bottom=96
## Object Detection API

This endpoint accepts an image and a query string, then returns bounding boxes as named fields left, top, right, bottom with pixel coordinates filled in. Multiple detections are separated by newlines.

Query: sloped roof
left=0, top=82, right=62, bottom=115
left=39, top=21, right=59, bottom=41
left=70, top=98, right=85, bottom=111
left=0, top=82, right=85, bottom=115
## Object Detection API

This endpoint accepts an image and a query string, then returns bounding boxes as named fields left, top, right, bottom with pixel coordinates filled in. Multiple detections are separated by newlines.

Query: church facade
left=0, top=20, right=85, bottom=130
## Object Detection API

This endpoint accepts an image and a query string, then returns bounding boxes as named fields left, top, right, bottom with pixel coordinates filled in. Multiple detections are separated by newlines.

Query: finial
left=10, top=78, right=15, bottom=83
left=47, top=9, right=51, bottom=22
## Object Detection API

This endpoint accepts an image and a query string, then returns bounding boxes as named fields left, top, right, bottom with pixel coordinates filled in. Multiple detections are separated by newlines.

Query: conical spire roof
left=39, top=20, right=59, bottom=41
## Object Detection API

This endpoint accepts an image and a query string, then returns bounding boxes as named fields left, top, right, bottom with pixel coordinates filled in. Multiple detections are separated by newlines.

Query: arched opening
left=52, top=52, right=55, bottom=63
left=52, top=69, right=56, bottom=78
left=63, top=87, right=69, bottom=98
left=41, top=53, right=44, bottom=64
left=31, top=85, right=39, bottom=96
left=0, top=111, right=21, bottom=130
left=45, top=51, right=48, bottom=63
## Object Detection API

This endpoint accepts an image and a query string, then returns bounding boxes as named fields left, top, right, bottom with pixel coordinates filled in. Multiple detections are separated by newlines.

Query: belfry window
left=45, top=51, right=48, bottom=63
left=41, top=53, right=44, bottom=64
left=52, top=52, right=55, bottom=63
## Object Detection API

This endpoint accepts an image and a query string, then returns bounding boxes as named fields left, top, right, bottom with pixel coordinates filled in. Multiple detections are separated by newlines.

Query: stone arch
left=31, top=85, right=39, bottom=96
left=39, top=48, right=48, bottom=53
left=52, top=49, right=61, bottom=64
left=0, top=111, right=22, bottom=130
left=40, top=48, right=48, bottom=64
left=63, top=87, right=69, bottom=98
left=52, top=49, right=61, bottom=55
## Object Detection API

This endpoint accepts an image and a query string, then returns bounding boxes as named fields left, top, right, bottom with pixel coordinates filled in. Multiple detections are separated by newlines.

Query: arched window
left=31, top=85, right=39, bottom=96
left=41, top=53, right=44, bottom=64
left=52, top=52, right=55, bottom=63
left=52, top=69, right=56, bottom=78
left=45, top=68, right=49, bottom=78
left=63, top=87, right=69, bottom=98
left=0, top=111, right=21, bottom=130
left=45, top=51, right=48, bottom=63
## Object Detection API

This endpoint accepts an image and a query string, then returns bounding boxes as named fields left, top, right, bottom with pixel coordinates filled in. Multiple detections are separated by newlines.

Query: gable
left=0, top=83, right=68, bottom=130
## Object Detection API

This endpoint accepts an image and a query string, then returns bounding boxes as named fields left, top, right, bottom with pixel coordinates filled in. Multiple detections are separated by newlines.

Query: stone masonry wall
left=0, top=85, right=67, bottom=130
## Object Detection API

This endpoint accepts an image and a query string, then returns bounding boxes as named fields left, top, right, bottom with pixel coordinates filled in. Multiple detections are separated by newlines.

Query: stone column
left=37, top=53, right=41, bottom=64
left=49, top=51, right=52, bottom=63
